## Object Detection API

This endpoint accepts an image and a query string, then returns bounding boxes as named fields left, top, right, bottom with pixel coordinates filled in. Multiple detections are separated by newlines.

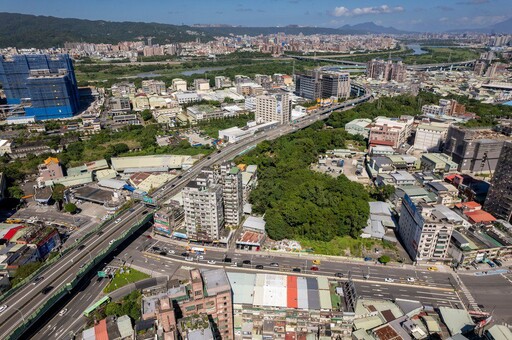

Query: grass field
left=103, top=268, right=150, bottom=293
left=328, top=46, right=480, bottom=64
left=402, top=47, right=480, bottom=64
left=298, top=236, right=397, bottom=257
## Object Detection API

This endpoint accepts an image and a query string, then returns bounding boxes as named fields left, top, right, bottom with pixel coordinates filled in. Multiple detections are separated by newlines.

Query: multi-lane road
left=31, top=227, right=461, bottom=339
left=141, top=237, right=463, bottom=308
left=0, top=89, right=371, bottom=339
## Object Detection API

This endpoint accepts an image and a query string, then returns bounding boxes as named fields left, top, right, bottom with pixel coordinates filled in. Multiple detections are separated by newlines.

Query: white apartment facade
left=413, top=123, right=450, bottom=152
left=183, top=179, right=224, bottom=242
left=399, top=196, right=461, bottom=262
left=255, top=92, right=291, bottom=124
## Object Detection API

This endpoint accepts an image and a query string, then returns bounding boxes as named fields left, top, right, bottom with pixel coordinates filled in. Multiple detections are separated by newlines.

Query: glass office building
left=0, top=54, right=79, bottom=120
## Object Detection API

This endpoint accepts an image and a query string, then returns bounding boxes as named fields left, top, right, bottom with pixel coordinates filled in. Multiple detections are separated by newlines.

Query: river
left=181, top=66, right=230, bottom=76
left=407, top=44, right=428, bottom=55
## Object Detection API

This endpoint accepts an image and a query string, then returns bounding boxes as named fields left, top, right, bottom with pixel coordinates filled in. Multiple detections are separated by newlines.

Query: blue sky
left=1, top=0, right=510, bottom=31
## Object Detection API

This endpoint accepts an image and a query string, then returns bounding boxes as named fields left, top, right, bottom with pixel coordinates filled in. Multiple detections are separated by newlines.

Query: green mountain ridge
left=0, top=12, right=214, bottom=48
left=0, top=12, right=407, bottom=49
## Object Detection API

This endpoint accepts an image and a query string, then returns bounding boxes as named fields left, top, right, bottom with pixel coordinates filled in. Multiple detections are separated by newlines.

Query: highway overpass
left=288, top=54, right=476, bottom=71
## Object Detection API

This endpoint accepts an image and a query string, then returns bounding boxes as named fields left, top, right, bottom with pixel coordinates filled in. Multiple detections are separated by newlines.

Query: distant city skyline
left=1, top=0, right=511, bottom=32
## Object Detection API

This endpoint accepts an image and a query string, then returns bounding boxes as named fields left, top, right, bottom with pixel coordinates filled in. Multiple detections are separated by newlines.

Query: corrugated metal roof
left=82, top=327, right=96, bottom=340
left=263, top=274, right=287, bottom=308
left=318, top=290, right=331, bottom=310
left=253, top=286, right=264, bottom=307
left=439, top=307, right=475, bottom=336
left=297, top=278, right=308, bottom=310
left=306, top=277, right=318, bottom=290
left=287, top=276, right=298, bottom=309
left=486, top=325, right=512, bottom=340
left=98, top=178, right=126, bottom=190
left=95, top=319, right=108, bottom=340
left=227, top=272, right=256, bottom=305
left=307, top=289, right=320, bottom=310
left=117, top=315, right=133, bottom=338
left=317, top=277, right=329, bottom=291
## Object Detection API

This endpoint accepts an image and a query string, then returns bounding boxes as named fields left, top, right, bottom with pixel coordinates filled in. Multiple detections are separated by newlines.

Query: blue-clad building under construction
left=0, top=54, right=79, bottom=120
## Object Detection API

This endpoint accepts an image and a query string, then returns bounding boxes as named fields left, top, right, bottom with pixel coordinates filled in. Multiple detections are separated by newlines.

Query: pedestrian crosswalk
left=455, top=275, right=481, bottom=312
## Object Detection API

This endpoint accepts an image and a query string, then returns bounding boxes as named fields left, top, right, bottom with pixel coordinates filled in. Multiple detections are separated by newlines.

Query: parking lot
left=312, top=155, right=370, bottom=184
left=183, top=130, right=213, bottom=146
left=11, top=202, right=90, bottom=228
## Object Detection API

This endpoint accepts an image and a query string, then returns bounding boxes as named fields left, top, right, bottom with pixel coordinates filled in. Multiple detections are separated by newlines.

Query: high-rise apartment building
left=484, top=142, right=512, bottom=222
left=214, top=76, right=231, bottom=89
left=221, top=165, right=243, bottom=227
left=399, top=196, right=461, bottom=262
left=443, top=125, right=508, bottom=173
left=194, top=78, right=210, bottom=91
left=171, top=78, right=188, bottom=92
left=413, top=122, right=450, bottom=152
left=366, top=59, right=406, bottom=82
left=368, top=116, right=414, bottom=149
left=183, top=175, right=224, bottom=242
left=294, top=69, right=350, bottom=101
left=255, top=92, right=291, bottom=124
left=146, top=269, right=234, bottom=339
left=0, top=54, right=79, bottom=120
left=141, top=79, right=166, bottom=95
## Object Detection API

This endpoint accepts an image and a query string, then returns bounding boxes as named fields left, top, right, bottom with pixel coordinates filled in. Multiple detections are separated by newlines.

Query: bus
left=187, top=246, right=206, bottom=254
left=83, top=295, right=111, bottom=317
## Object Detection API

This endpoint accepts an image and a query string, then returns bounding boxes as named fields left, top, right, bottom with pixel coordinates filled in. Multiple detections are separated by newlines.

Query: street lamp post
left=13, top=307, right=26, bottom=324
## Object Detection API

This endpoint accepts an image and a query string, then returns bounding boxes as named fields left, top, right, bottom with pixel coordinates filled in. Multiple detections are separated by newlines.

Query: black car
left=129, top=208, right=135, bottom=212
left=97, top=231, right=104, bottom=236
left=159, top=251, right=167, bottom=256
left=242, top=260, right=251, bottom=265
left=255, top=265, right=264, bottom=269
left=142, top=210, right=148, bottom=215
left=224, top=257, right=232, bottom=263
left=77, top=245, right=86, bottom=251
left=152, top=246, right=161, bottom=252
left=41, top=286, right=53, bottom=294
left=32, top=276, right=44, bottom=285
left=181, top=252, right=188, bottom=257
left=335, top=273, right=344, bottom=278
left=178, top=175, right=183, bottom=179
left=207, top=156, right=211, bottom=159
left=217, top=150, right=221, bottom=153
left=292, top=268, right=301, bottom=273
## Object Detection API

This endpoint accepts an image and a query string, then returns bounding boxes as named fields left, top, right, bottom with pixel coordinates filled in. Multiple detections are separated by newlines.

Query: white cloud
left=332, top=6, right=350, bottom=16
left=457, top=15, right=506, bottom=26
left=332, top=4, right=404, bottom=17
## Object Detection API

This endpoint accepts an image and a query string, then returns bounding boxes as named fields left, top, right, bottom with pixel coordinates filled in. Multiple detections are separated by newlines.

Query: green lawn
left=298, top=236, right=396, bottom=257
left=103, top=268, right=150, bottom=293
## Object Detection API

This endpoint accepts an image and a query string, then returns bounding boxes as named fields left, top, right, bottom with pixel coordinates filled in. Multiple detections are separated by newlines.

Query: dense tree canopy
left=236, top=126, right=370, bottom=241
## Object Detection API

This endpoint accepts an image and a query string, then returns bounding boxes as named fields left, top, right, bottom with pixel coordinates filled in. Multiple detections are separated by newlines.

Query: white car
left=0, top=305, right=7, bottom=313
left=109, top=239, right=115, bottom=245
left=407, top=277, right=416, bottom=282
left=168, top=250, right=175, bottom=254
left=207, top=260, right=216, bottom=265
left=115, top=218, right=121, bottom=224
left=59, top=308, right=68, bottom=316
left=384, top=278, right=395, bottom=283
left=197, top=255, right=204, bottom=260
left=185, top=257, right=194, bottom=262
